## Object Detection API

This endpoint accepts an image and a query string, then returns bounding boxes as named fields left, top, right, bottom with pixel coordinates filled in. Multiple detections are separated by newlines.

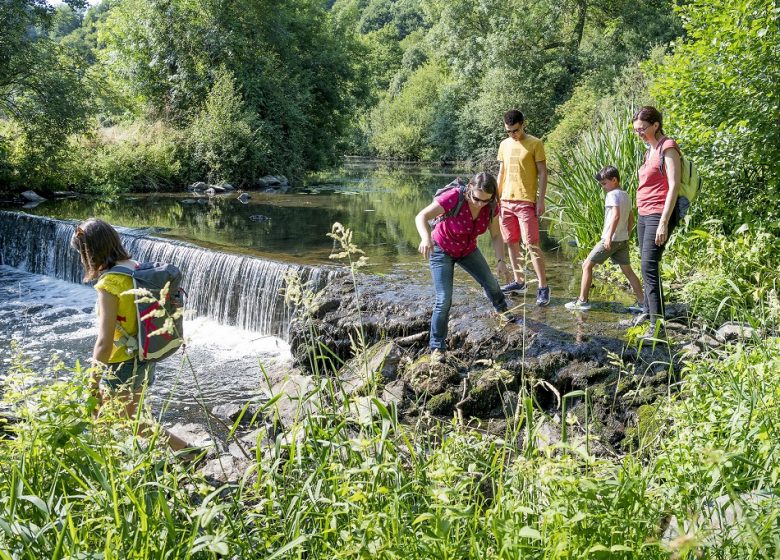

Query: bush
left=64, top=122, right=187, bottom=194
left=188, top=68, right=269, bottom=185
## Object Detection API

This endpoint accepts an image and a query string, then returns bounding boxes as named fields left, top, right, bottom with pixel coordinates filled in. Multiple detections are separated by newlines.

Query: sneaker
left=638, top=322, right=667, bottom=344
left=500, top=281, right=528, bottom=294
left=626, top=300, right=647, bottom=313
left=430, top=348, right=446, bottom=364
left=498, top=309, right=516, bottom=324
left=536, top=286, right=551, bottom=306
left=565, top=298, right=591, bottom=311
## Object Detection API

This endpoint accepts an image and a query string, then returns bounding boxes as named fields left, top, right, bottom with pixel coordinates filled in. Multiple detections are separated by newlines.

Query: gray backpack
left=107, top=262, right=185, bottom=362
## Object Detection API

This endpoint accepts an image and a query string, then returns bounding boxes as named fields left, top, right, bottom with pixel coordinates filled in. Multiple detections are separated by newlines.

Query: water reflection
left=11, top=160, right=478, bottom=271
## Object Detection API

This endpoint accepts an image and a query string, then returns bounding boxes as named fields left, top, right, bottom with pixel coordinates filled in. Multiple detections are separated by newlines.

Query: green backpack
left=657, top=138, right=702, bottom=218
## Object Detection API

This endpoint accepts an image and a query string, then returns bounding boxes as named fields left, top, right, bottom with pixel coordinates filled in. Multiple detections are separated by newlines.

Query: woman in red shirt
left=633, top=106, right=681, bottom=336
left=415, top=172, right=513, bottom=363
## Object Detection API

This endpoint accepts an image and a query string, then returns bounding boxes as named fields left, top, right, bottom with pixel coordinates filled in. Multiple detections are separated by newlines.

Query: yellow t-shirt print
left=497, top=134, right=546, bottom=203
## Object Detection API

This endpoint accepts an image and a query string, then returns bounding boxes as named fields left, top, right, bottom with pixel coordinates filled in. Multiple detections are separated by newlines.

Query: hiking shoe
left=536, top=286, right=551, bottom=306
left=500, top=281, right=528, bottom=294
left=430, top=348, right=446, bottom=364
left=498, top=309, right=516, bottom=325
left=565, top=298, right=591, bottom=311
left=626, top=300, right=647, bottom=313
left=638, top=322, right=667, bottom=344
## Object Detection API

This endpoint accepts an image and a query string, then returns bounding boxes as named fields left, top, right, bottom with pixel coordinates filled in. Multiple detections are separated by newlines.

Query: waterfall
left=0, top=211, right=339, bottom=339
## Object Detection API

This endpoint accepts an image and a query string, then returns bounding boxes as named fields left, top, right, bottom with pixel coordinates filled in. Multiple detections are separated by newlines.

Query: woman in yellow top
left=71, top=218, right=187, bottom=451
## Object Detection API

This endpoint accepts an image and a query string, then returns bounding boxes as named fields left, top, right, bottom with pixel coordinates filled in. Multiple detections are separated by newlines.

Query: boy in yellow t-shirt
left=496, top=109, right=550, bottom=306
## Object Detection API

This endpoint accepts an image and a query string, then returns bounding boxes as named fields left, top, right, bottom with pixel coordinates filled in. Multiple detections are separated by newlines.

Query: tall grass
left=547, top=113, right=644, bottom=253
left=1, top=225, right=779, bottom=558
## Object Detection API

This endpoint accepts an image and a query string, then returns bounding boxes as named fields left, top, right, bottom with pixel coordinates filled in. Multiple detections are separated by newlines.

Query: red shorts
left=499, top=200, right=539, bottom=245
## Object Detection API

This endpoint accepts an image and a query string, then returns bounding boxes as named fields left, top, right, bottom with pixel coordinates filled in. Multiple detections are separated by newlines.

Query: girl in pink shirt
left=415, top=173, right=513, bottom=363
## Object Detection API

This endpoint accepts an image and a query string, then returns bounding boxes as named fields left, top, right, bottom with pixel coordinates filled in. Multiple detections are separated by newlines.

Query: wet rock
left=401, top=358, right=460, bottom=396
left=189, top=181, right=208, bottom=192
left=21, top=190, right=46, bottom=203
left=249, top=214, right=271, bottom=222
left=221, top=183, right=235, bottom=191
left=715, top=322, right=760, bottom=343
left=205, top=188, right=216, bottom=196
left=237, top=192, right=251, bottom=203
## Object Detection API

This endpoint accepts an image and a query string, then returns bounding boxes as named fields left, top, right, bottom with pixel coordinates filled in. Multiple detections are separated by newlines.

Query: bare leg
left=506, top=241, right=526, bottom=284
left=620, top=264, right=644, bottom=302
left=119, top=390, right=189, bottom=451
left=528, top=244, right=547, bottom=288
left=579, top=260, right=595, bottom=301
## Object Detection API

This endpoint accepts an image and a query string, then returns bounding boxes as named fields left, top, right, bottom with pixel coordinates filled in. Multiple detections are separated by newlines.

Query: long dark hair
left=70, top=218, right=131, bottom=281
left=632, top=105, right=665, bottom=136
left=469, top=172, right=498, bottom=201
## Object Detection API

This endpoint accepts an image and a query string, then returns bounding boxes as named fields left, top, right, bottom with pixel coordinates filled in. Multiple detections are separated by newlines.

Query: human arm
left=496, top=161, right=506, bottom=199
left=415, top=201, right=446, bottom=258
left=535, top=160, right=547, bottom=216
left=91, top=288, right=118, bottom=396
left=604, top=204, right=620, bottom=251
left=656, top=146, right=681, bottom=246
left=488, top=216, right=509, bottom=281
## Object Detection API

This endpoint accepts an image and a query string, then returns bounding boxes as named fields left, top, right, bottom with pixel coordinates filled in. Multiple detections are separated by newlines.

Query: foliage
left=63, top=122, right=187, bottom=194
left=650, top=0, right=780, bottom=228
left=188, top=68, right=266, bottom=185
left=666, top=220, right=780, bottom=328
left=547, top=111, right=644, bottom=252
left=97, top=0, right=360, bottom=179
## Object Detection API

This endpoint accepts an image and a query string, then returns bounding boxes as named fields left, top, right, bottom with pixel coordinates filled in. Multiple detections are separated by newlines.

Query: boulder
left=237, top=192, right=251, bottom=204
left=20, top=190, right=46, bottom=203
left=716, top=322, right=760, bottom=343
left=189, top=182, right=208, bottom=192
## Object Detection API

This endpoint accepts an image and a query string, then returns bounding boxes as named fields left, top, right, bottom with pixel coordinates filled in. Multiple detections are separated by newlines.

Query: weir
left=0, top=211, right=338, bottom=339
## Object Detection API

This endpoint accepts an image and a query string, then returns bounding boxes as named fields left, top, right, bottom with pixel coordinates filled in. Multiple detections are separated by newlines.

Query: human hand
left=655, top=223, right=668, bottom=246
left=604, top=238, right=612, bottom=251
left=536, top=199, right=545, bottom=217
left=418, top=239, right=434, bottom=258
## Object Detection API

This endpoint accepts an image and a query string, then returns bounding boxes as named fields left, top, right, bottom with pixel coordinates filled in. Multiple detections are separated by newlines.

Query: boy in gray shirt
left=565, top=166, right=645, bottom=311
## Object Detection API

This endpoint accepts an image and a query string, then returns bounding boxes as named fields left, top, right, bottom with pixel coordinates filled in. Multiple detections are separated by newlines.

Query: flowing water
left=1, top=159, right=636, bottom=427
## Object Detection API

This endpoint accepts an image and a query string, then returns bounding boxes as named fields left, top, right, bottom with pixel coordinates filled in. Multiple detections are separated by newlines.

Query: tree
left=651, top=0, right=780, bottom=228
left=0, top=0, right=92, bottom=190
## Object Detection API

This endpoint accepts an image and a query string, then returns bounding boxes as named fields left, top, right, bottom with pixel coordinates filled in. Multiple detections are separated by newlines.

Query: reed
left=547, top=113, right=644, bottom=253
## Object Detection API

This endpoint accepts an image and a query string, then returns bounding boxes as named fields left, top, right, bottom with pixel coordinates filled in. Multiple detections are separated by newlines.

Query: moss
left=426, top=390, right=456, bottom=415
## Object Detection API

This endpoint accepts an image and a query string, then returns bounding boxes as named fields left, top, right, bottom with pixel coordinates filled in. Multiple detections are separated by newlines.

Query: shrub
left=64, top=121, right=187, bottom=194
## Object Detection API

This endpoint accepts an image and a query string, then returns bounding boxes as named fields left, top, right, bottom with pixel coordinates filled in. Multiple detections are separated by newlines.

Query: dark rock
left=189, top=182, right=208, bottom=192
left=249, top=214, right=271, bottom=222
left=237, top=192, right=251, bottom=203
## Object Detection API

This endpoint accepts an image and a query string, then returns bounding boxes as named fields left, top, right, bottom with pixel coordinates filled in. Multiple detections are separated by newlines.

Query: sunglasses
left=470, top=191, right=493, bottom=204
left=633, top=124, right=652, bottom=134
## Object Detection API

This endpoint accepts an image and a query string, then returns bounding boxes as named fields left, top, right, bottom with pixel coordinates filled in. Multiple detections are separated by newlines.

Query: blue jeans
left=429, top=245, right=508, bottom=350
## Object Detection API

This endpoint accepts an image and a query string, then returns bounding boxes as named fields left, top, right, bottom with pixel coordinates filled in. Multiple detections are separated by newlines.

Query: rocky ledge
left=282, top=271, right=744, bottom=455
